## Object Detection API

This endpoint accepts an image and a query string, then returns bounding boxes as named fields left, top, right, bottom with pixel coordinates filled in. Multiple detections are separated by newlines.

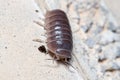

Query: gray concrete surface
left=105, top=0, right=120, bottom=25
left=0, top=0, right=120, bottom=80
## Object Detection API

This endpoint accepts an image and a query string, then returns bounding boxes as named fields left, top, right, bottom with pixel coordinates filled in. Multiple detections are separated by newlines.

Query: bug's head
left=56, top=49, right=71, bottom=60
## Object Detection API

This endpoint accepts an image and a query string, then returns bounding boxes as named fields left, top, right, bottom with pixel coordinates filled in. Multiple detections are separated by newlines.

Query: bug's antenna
left=63, top=61, right=76, bottom=73
left=66, top=62, right=76, bottom=70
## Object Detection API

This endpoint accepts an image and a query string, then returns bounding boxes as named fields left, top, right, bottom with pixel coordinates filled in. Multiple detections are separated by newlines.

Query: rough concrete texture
left=105, top=0, right=120, bottom=26
left=0, top=0, right=120, bottom=80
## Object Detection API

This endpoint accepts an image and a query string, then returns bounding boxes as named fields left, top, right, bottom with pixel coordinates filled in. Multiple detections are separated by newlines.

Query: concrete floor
left=105, top=0, right=120, bottom=25
left=0, top=0, right=120, bottom=80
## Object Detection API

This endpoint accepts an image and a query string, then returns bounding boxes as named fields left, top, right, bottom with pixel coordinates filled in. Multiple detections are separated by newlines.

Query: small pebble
left=5, top=46, right=7, bottom=49
left=35, top=10, right=39, bottom=13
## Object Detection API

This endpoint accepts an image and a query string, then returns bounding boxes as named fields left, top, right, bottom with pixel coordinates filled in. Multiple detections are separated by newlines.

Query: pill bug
left=35, top=9, right=73, bottom=65
left=45, top=9, right=73, bottom=63
left=34, top=1, right=89, bottom=79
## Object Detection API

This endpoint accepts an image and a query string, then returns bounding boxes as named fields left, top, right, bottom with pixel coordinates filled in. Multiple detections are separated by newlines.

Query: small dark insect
left=35, top=9, right=73, bottom=65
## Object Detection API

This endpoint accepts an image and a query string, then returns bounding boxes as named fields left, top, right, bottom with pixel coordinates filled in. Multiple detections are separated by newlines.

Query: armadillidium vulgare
left=35, top=9, right=73, bottom=64
left=45, top=9, right=73, bottom=63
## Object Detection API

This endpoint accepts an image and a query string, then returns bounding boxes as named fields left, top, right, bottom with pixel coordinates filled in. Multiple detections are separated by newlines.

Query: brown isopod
left=34, top=1, right=89, bottom=79
left=34, top=9, right=73, bottom=65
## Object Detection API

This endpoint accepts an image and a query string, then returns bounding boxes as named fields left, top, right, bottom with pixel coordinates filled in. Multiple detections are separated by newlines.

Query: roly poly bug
left=33, top=9, right=90, bottom=80
left=45, top=9, right=73, bottom=63
left=34, top=1, right=90, bottom=79
left=34, top=9, right=73, bottom=65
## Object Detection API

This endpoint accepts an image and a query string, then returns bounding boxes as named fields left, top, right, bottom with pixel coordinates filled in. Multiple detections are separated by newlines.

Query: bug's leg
left=33, top=15, right=45, bottom=27
left=45, top=55, right=56, bottom=64
left=52, top=55, right=56, bottom=63
left=33, top=39, right=44, bottom=43
left=33, top=20, right=45, bottom=27
left=33, top=37, right=47, bottom=43
left=46, top=56, right=59, bottom=61
left=56, top=56, right=60, bottom=61
left=32, top=33, right=47, bottom=43
left=33, top=17, right=46, bottom=42
left=65, top=58, right=68, bottom=63
left=39, top=17, right=45, bottom=21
